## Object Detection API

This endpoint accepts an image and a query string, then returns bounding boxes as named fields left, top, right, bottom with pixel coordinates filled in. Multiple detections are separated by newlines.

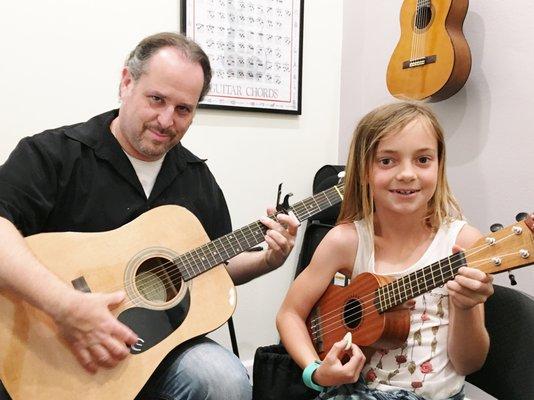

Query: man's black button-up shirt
left=0, top=110, right=232, bottom=240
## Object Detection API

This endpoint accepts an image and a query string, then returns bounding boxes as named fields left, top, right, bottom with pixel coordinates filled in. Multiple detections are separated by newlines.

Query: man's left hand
left=260, top=208, right=300, bottom=270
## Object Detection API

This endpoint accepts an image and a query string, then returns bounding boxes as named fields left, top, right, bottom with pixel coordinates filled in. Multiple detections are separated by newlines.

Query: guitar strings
left=125, top=191, right=333, bottom=287
left=100, top=190, right=342, bottom=306
left=119, top=191, right=337, bottom=294
left=309, top=230, right=516, bottom=330
left=411, top=0, right=430, bottom=65
left=410, top=1, right=418, bottom=62
left=308, top=230, right=520, bottom=337
left=311, top=252, right=520, bottom=340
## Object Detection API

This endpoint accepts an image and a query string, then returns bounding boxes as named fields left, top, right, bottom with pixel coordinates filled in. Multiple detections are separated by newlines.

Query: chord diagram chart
left=183, top=0, right=303, bottom=113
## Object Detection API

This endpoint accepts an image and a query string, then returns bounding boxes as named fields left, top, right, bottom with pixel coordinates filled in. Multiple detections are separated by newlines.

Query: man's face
left=115, top=47, right=205, bottom=161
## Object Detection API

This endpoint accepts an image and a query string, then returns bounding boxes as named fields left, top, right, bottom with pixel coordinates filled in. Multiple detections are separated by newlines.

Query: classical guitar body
left=307, top=272, right=410, bottom=360
left=0, top=205, right=236, bottom=400
left=386, top=0, right=471, bottom=101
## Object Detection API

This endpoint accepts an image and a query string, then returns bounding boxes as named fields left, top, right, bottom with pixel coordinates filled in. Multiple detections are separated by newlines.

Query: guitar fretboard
left=375, top=251, right=466, bottom=312
left=175, top=183, right=345, bottom=281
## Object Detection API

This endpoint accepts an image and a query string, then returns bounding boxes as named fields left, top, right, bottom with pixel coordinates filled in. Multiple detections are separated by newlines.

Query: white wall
left=0, top=0, right=343, bottom=362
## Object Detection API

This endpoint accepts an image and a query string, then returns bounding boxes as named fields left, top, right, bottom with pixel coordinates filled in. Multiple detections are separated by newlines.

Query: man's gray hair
left=125, top=32, right=212, bottom=101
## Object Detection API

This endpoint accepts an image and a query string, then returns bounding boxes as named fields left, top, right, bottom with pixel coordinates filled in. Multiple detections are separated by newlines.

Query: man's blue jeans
left=0, top=337, right=251, bottom=400
left=137, top=336, right=252, bottom=400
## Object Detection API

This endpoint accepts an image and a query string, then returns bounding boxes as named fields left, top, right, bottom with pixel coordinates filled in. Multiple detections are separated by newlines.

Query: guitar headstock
left=464, top=218, right=534, bottom=275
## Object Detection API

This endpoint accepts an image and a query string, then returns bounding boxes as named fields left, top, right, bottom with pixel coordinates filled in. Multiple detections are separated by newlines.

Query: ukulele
left=307, top=215, right=534, bottom=359
left=386, top=0, right=471, bottom=102
left=0, top=184, right=344, bottom=400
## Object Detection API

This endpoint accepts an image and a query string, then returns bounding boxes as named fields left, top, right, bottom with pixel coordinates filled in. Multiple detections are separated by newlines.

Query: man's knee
left=185, top=367, right=250, bottom=399
left=144, top=338, right=252, bottom=400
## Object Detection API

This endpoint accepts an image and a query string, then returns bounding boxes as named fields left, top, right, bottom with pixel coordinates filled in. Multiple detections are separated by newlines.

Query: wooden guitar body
left=0, top=183, right=346, bottom=399
left=386, top=0, right=471, bottom=101
left=0, top=205, right=236, bottom=400
left=307, top=272, right=410, bottom=360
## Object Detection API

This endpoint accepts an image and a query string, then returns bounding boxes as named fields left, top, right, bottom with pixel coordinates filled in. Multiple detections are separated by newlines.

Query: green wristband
left=302, top=360, right=324, bottom=392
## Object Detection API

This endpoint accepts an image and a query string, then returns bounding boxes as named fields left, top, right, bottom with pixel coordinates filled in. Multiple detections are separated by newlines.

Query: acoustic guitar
left=386, top=0, right=471, bottom=101
left=307, top=215, right=534, bottom=359
left=0, top=183, right=344, bottom=400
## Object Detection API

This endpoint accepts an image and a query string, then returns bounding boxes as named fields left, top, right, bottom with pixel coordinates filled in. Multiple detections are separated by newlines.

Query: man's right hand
left=53, top=290, right=138, bottom=373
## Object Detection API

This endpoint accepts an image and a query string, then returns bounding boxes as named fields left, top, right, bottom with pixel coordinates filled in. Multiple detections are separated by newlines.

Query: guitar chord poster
left=181, top=0, right=304, bottom=114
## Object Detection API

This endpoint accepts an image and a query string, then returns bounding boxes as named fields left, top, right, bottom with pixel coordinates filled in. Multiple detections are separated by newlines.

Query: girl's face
left=370, top=117, right=439, bottom=218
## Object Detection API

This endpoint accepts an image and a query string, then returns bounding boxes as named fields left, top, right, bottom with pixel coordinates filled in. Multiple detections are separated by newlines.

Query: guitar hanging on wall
left=386, top=0, right=471, bottom=102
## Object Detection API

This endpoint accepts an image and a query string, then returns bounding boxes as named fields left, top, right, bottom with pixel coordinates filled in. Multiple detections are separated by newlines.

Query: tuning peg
left=516, top=212, right=529, bottom=222
left=508, top=272, right=518, bottom=286
left=490, top=223, right=504, bottom=232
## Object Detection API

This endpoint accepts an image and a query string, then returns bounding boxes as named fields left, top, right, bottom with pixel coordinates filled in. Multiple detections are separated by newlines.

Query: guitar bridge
left=402, top=55, right=437, bottom=69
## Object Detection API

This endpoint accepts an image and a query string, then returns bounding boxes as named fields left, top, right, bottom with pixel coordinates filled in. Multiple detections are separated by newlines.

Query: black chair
left=294, top=165, right=344, bottom=279
left=465, top=284, right=534, bottom=400
left=253, top=164, right=534, bottom=400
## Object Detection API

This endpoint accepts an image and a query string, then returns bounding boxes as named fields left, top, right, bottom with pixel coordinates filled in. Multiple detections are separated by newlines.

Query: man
left=0, top=32, right=299, bottom=399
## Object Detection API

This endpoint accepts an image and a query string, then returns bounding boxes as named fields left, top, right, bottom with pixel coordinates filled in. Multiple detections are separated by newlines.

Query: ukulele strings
left=309, top=230, right=516, bottom=332
left=312, top=251, right=521, bottom=340
left=309, top=230, right=520, bottom=337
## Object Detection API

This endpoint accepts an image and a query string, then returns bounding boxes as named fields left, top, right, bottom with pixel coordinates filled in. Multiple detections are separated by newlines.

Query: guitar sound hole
left=415, top=6, right=432, bottom=29
left=135, top=257, right=182, bottom=303
left=343, top=298, right=362, bottom=329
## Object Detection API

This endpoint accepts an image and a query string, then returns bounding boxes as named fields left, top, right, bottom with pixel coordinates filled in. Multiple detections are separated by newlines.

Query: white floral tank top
left=354, top=219, right=466, bottom=400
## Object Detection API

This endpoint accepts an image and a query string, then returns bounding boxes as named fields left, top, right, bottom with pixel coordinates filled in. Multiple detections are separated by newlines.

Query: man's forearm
left=225, top=250, right=273, bottom=285
left=0, top=217, right=70, bottom=317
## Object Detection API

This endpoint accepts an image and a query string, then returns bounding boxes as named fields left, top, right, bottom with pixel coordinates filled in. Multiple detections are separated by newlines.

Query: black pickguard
left=117, top=289, right=191, bottom=354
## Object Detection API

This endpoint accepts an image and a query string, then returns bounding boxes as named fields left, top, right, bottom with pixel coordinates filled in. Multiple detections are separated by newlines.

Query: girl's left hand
left=446, top=266, right=494, bottom=310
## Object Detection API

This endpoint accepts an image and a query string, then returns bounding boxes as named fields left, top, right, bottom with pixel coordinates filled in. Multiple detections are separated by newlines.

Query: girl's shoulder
left=324, top=221, right=359, bottom=248
left=313, top=222, right=359, bottom=275
left=455, top=222, right=483, bottom=249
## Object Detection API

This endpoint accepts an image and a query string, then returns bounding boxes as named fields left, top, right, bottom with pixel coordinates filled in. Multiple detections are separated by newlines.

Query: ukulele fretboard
left=375, top=251, right=467, bottom=312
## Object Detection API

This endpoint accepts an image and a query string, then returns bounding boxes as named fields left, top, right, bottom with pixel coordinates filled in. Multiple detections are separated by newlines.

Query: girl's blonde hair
left=337, top=102, right=462, bottom=230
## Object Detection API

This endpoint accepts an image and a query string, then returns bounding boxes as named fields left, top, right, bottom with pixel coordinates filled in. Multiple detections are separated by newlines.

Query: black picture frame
left=181, top=0, right=304, bottom=114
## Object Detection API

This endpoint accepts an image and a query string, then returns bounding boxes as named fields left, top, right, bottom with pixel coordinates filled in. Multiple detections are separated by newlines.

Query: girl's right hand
left=313, top=338, right=366, bottom=387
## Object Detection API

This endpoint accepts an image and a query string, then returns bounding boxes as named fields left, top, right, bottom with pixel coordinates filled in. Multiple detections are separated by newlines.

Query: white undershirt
left=124, top=152, right=165, bottom=198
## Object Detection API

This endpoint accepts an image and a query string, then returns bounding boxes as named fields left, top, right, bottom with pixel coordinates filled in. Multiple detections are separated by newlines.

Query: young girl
left=276, top=102, right=494, bottom=400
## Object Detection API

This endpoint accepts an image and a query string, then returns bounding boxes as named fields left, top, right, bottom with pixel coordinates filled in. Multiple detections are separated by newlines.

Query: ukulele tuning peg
left=508, top=271, right=518, bottom=286
left=490, top=223, right=504, bottom=232
left=516, top=212, right=529, bottom=222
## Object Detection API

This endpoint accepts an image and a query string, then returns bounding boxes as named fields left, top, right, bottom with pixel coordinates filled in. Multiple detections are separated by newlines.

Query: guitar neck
left=177, top=183, right=345, bottom=281
left=376, top=220, right=534, bottom=312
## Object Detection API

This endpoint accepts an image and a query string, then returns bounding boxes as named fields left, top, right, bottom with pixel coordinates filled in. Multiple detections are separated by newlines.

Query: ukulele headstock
left=465, top=216, right=534, bottom=276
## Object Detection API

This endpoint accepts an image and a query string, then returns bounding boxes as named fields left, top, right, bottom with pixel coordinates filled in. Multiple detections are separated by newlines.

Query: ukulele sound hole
left=343, top=298, right=363, bottom=329
left=415, top=6, right=432, bottom=29
left=135, top=257, right=182, bottom=303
